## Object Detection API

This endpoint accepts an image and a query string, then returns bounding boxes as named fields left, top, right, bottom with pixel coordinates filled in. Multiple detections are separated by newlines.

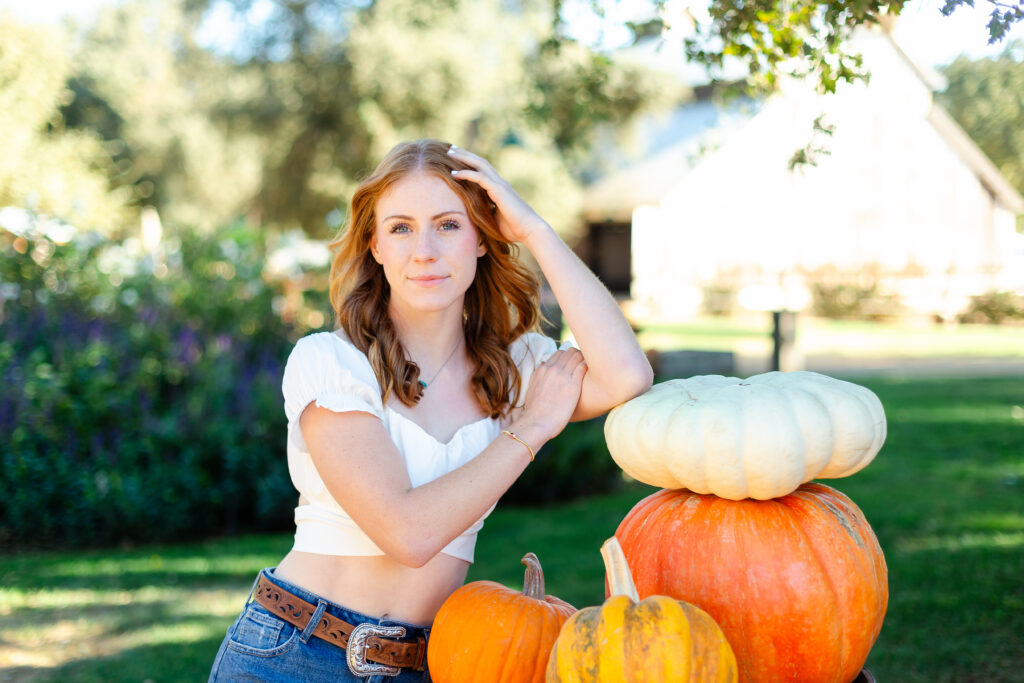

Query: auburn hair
left=327, top=139, right=541, bottom=418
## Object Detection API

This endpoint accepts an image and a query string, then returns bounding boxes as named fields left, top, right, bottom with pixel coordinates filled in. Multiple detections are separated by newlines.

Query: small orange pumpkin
left=545, top=538, right=738, bottom=682
left=428, top=552, right=576, bottom=682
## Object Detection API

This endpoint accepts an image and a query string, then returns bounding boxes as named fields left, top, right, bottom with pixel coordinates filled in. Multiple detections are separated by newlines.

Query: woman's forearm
left=303, top=350, right=583, bottom=569
left=379, top=427, right=540, bottom=567
left=523, top=225, right=653, bottom=417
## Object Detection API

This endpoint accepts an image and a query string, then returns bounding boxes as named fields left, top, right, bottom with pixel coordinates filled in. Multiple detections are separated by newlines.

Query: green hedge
left=958, top=291, right=1024, bottom=324
left=809, top=282, right=903, bottom=320
left=502, top=417, right=623, bottom=506
left=0, top=222, right=307, bottom=547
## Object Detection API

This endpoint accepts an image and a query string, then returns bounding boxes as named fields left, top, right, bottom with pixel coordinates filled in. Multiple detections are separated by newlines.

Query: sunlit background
left=1, top=1, right=1023, bottom=680
left=5, top=0, right=1024, bottom=59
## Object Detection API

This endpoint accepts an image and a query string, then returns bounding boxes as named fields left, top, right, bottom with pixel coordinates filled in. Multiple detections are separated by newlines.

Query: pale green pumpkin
left=604, top=371, right=886, bottom=500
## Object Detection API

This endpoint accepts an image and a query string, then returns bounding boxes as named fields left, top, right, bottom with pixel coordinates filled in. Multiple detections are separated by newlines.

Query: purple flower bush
left=0, top=222, right=330, bottom=548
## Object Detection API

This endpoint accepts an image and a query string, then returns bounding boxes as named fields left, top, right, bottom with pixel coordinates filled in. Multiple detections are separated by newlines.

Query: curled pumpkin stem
left=521, top=552, right=545, bottom=600
left=601, top=537, right=640, bottom=602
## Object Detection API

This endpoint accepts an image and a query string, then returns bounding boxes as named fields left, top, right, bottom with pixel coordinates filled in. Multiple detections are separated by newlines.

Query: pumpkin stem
left=521, top=552, right=545, bottom=600
left=601, top=537, right=640, bottom=602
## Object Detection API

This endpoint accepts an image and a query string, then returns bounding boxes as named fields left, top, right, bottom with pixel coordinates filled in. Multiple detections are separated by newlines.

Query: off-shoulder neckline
left=320, top=330, right=497, bottom=447
left=386, top=407, right=495, bottom=448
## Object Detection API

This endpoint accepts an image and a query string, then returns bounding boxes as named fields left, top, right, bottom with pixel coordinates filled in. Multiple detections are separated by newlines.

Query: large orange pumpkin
left=546, top=538, right=737, bottom=682
left=428, top=552, right=576, bottom=682
left=615, top=482, right=888, bottom=683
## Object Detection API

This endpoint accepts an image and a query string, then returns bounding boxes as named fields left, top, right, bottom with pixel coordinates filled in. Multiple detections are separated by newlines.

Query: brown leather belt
left=253, top=574, right=427, bottom=673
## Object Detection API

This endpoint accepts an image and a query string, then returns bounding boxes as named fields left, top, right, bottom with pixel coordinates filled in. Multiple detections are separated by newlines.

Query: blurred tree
left=345, top=0, right=682, bottom=238
left=943, top=0, right=1024, bottom=43
left=0, top=15, right=127, bottom=233
left=59, top=0, right=683, bottom=238
left=62, top=1, right=264, bottom=233
left=937, top=41, right=1024, bottom=230
left=568, top=0, right=1023, bottom=95
left=212, top=0, right=683, bottom=237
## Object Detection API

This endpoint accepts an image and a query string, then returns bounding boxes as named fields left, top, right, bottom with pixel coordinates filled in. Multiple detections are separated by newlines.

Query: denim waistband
left=253, top=567, right=430, bottom=638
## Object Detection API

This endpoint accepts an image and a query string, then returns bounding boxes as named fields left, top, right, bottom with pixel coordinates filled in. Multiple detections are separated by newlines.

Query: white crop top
left=281, top=329, right=561, bottom=563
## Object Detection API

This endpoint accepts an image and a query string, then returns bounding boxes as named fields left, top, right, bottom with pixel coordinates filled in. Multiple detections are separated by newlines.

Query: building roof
left=582, top=97, right=760, bottom=222
left=582, top=142, right=692, bottom=223
left=926, top=103, right=1024, bottom=214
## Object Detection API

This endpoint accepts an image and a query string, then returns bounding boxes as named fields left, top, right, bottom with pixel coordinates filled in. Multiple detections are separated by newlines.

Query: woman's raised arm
left=448, top=146, right=653, bottom=420
left=521, top=227, right=653, bottom=419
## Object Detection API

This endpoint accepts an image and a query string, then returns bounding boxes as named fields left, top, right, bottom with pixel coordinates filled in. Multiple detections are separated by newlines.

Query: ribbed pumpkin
left=604, top=371, right=886, bottom=500
left=428, top=552, right=576, bottom=682
left=616, top=483, right=888, bottom=683
left=546, top=538, right=737, bottom=682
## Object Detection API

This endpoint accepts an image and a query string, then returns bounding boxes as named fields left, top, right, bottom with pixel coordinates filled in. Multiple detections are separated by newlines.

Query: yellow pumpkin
left=546, top=538, right=737, bottom=682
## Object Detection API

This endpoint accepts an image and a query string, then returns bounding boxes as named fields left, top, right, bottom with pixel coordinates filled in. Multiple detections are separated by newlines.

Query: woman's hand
left=447, top=145, right=551, bottom=245
left=513, top=348, right=588, bottom=443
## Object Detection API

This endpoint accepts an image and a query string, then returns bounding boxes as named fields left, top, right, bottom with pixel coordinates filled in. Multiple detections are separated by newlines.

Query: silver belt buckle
left=346, top=622, right=407, bottom=678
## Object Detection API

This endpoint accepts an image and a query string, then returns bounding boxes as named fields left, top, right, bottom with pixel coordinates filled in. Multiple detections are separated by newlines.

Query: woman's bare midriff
left=273, top=549, right=470, bottom=626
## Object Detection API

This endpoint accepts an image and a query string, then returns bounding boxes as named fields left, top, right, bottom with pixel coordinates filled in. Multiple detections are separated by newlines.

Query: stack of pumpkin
left=429, top=371, right=889, bottom=682
left=603, top=371, right=889, bottom=682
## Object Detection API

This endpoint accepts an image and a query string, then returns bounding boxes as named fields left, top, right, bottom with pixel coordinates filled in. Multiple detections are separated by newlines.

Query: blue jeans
left=209, top=568, right=432, bottom=682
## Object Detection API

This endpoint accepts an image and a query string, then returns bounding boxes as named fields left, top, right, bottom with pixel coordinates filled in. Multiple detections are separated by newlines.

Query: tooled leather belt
left=253, top=574, right=427, bottom=674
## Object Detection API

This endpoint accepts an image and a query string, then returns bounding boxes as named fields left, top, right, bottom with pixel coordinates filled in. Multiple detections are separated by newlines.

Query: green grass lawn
left=2, top=375, right=1022, bottom=681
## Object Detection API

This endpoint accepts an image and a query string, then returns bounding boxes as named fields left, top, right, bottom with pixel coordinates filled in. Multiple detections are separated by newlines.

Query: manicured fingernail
left=451, top=169, right=459, bottom=175
left=448, top=145, right=458, bottom=153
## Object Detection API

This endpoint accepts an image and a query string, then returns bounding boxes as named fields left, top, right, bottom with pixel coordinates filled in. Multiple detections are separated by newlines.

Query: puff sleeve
left=282, top=333, right=385, bottom=455
left=508, top=332, right=576, bottom=410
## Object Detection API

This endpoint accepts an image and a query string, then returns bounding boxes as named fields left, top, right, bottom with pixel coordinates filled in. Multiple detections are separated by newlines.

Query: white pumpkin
left=604, top=371, right=886, bottom=500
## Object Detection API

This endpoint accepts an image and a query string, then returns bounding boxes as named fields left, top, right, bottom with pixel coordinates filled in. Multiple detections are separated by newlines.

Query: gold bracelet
left=501, top=429, right=535, bottom=462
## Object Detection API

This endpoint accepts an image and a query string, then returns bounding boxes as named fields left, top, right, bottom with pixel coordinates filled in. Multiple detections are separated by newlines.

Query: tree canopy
left=0, top=16, right=127, bottom=232
left=598, top=0, right=1023, bottom=95
left=938, top=40, right=1024, bottom=227
left=2, top=0, right=1021, bottom=238
left=51, top=0, right=683, bottom=238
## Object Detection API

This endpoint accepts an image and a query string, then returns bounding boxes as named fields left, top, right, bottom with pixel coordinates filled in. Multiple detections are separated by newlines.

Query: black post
left=771, top=310, right=797, bottom=372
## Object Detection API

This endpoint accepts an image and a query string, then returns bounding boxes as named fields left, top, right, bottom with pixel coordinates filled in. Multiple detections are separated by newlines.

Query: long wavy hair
left=327, top=139, right=541, bottom=418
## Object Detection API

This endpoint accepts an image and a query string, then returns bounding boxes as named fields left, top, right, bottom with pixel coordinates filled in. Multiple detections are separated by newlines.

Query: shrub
left=0, top=221, right=320, bottom=548
left=501, top=417, right=623, bottom=506
left=810, top=282, right=901, bottom=320
left=958, top=291, right=1024, bottom=325
left=701, top=284, right=736, bottom=317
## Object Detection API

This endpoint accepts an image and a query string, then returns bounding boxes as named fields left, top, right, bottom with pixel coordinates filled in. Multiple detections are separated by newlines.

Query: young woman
left=208, top=139, right=653, bottom=681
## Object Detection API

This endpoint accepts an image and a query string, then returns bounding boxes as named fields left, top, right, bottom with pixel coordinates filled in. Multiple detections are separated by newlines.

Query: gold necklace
left=416, top=338, right=462, bottom=389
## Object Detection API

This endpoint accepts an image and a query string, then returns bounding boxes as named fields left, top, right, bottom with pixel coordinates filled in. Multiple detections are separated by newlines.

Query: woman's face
left=371, top=171, right=486, bottom=319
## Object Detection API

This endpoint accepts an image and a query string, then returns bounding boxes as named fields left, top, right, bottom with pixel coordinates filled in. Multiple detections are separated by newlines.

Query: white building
left=581, top=24, right=1024, bottom=321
